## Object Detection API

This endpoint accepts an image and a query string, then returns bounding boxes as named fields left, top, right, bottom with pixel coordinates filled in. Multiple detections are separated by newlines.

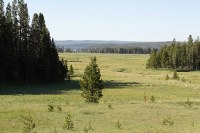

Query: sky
left=3, top=0, right=200, bottom=41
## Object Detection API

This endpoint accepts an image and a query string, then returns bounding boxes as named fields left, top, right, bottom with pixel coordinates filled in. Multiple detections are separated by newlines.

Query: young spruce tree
left=80, top=57, right=103, bottom=103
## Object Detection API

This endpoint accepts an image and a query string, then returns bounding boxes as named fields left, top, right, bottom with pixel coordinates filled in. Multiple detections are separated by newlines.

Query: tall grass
left=1, top=53, right=200, bottom=132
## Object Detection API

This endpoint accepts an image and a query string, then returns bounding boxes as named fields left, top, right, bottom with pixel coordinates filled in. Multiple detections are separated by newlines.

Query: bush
left=69, top=64, right=74, bottom=76
left=165, top=74, right=169, bottom=80
left=63, top=111, right=74, bottom=131
left=48, top=103, right=54, bottom=112
left=116, top=120, right=121, bottom=129
left=83, top=122, right=93, bottom=133
left=182, top=77, right=186, bottom=82
left=172, top=70, right=179, bottom=80
left=21, top=113, right=36, bottom=133
left=162, top=116, right=174, bottom=126
left=57, top=105, right=62, bottom=112
left=150, top=95, right=155, bottom=102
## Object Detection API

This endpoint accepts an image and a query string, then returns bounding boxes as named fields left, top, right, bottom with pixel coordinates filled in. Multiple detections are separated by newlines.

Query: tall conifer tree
left=80, top=57, right=103, bottom=103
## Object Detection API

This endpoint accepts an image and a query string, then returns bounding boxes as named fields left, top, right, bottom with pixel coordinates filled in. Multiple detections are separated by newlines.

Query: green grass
left=1, top=53, right=200, bottom=132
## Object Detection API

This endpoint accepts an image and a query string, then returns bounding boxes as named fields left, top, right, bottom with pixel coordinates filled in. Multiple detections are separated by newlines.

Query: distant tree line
left=147, top=35, right=200, bottom=71
left=0, top=0, right=68, bottom=84
left=57, top=46, right=153, bottom=54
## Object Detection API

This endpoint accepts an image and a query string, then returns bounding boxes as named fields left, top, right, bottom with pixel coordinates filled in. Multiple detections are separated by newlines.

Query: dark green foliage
left=80, top=57, right=103, bottom=103
left=147, top=35, right=200, bottom=71
left=63, top=111, right=74, bottom=131
left=0, top=0, right=67, bottom=84
left=69, top=64, right=74, bottom=76
left=21, top=113, right=36, bottom=133
left=63, top=60, right=70, bottom=81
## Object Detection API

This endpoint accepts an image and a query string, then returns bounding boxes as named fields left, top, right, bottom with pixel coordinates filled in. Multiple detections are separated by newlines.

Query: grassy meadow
left=1, top=53, right=200, bottom=133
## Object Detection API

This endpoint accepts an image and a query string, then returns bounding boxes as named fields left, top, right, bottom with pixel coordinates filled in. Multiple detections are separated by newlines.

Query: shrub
left=83, top=122, right=93, bottom=133
left=63, top=111, right=74, bottom=131
left=69, top=64, right=74, bottom=76
left=150, top=95, right=155, bottom=102
left=165, top=74, right=169, bottom=80
left=182, top=77, right=186, bottom=82
left=21, top=113, right=36, bottom=133
left=162, top=116, right=174, bottom=126
left=116, top=120, right=121, bottom=129
left=48, top=103, right=54, bottom=112
left=172, top=70, right=179, bottom=80
left=57, top=105, right=62, bottom=112
left=144, top=92, right=147, bottom=102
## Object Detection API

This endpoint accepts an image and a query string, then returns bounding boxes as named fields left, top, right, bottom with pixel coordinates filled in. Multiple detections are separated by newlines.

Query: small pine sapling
left=21, top=113, right=36, bottom=133
left=48, top=103, right=54, bottom=112
left=182, top=77, right=186, bottom=82
left=57, top=105, right=62, bottom=112
left=172, top=70, right=179, bottom=80
left=150, top=95, right=155, bottom=102
left=165, top=74, right=169, bottom=80
left=162, top=116, right=174, bottom=126
left=69, top=64, right=74, bottom=77
left=116, top=120, right=121, bottom=129
left=63, top=111, right=74, bottom=131
left=83, top=122, right=93, bottom=133
left=144, top=92, right=147, bottom=102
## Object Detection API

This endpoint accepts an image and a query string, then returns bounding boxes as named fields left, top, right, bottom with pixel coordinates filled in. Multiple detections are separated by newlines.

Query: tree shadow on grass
left=0, top=80, right=80, bottom=95
left=103, top=80, right=141, bottom=89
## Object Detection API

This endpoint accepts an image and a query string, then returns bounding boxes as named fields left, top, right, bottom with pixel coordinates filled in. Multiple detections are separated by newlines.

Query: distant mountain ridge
left=55, top=40, right=173, bottom=49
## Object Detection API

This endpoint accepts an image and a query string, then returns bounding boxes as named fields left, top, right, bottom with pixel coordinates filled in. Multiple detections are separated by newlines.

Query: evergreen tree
left=5, top=3, right=16, bottom=82
left=147, top=36, right=200, bottom=71
left=69, top=64, right=74, bottom=76
left=172, top=70, right=179, bottom=80
left=193, top=39, right=200, bottom=70
left=187, top=35, right=194, bottom=70
left=80, top=57, right=103, bottom=103
left=161, top=47, right=170, bottom=68
left=0, top=0, right=67, bottom=84
left=18, top=0, right=30, bottom=82
left=49, top=38, right=61, bottom=82
left=0, top=0, right=5, bottom=82
left=29, top=13, right=40, bottom=83
left=146, top=49, right=159, bottom=69
left=0, top=0, right=4, bottom=16
left=63, top=60, right=70, bottom=81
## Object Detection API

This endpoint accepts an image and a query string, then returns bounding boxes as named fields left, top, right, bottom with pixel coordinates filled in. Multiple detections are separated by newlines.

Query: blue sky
left=4, top=0, right=200, bottom=41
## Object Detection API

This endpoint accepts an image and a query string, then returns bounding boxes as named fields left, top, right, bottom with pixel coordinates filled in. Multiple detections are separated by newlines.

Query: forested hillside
left=0, top=0, right=68, bottom=84
left=147, top=35, right=200, bottom=71
left=56, top=40, right=171, bottom=54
